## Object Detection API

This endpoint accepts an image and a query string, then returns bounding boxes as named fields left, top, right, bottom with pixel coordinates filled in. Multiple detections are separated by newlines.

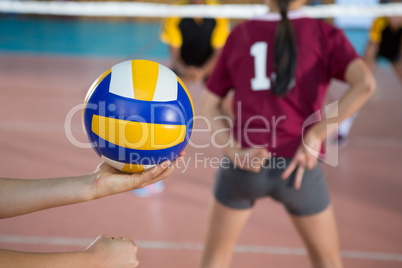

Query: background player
left=364, top=14, right=402, bottom=82
left=198, top=0, right=376, bottom=267
left=160, top=0, right=230, bottom=83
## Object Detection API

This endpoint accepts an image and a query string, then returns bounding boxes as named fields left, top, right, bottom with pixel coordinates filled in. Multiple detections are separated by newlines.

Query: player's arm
left=200, top=90, right=235, bottom=150
left=197, top=48, right=223, bottom=80
left=0, top=235, right=139, bottom=268
left=197, top=18, right=230, bottom=80
left=169, top=45, right=189, bottom=77
left=308, top=59, right=376, bottom=142
left=364, top=17, right=384, bottom=72
left=0, top=249, right=89, bottom=268
left=200, top=90, right=269, bottom=172
left=364, top=41, right=380, bottom=72
left=0, top=160, right=177, bottom=219
left=282, top=59, right=376, bottom=187
left=160, top=17, right=189, bottom=77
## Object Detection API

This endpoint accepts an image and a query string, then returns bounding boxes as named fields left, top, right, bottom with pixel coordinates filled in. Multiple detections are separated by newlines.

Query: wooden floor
left=0, top=54, right=401, bottom=267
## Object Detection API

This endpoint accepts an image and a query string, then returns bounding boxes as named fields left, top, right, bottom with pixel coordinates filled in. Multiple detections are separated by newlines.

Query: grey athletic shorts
left=214, top=157, right=330, bottom=216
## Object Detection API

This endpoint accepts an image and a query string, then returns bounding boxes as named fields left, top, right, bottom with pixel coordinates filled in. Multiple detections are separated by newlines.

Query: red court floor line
left=0, top=54, right=401, bottom=268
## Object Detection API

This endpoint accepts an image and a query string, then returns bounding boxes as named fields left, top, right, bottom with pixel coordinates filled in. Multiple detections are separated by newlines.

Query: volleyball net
left=0, top=1, right=402, bottom=19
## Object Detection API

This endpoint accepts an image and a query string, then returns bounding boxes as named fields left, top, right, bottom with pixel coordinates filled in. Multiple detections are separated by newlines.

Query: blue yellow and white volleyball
left=82, top=59, right=194, bottom=173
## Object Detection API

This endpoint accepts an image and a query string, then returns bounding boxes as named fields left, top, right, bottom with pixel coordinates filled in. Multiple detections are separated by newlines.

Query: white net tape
left=0, top=1, right=402, bottom=19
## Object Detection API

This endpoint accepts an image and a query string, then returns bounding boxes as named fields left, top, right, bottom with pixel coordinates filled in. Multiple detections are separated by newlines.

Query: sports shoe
left=335, top=134, right=349, bottom=148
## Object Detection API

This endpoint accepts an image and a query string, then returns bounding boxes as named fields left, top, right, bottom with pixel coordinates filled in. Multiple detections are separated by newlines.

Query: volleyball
left=82, top=59, right=194, bottom=173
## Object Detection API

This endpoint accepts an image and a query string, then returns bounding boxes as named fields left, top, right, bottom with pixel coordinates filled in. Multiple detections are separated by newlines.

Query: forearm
left=0, top=174, right=96, bottom=219
left=173, top=57, right=188, bottom=76
left=200, top=91, right=239, bottom=153
left=200, top=49, right=221, bottom=78
left=0, top=248, right=92, bottom=268
left=170, top=46, right=187, bottom=75
left=311, top=86, right=372, bottom=140
left=311, top=60, right=375, bottom=140
left=364, top=41, right=379, bottom=72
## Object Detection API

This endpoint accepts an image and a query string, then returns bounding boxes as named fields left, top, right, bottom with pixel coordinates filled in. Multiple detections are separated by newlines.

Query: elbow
left=363, top=73, right=376, bottom=96
left=356, top=69, right=376, bottom=97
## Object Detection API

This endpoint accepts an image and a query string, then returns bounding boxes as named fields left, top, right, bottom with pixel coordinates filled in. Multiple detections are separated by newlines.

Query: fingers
left=239, top=148, right=270, bottom=173
left=97, top=162, right=125, bottom=175
left=149, top=160, right=173, bottom=177
left=281, top=148, right=307, bottom=189
left=101, top=234, right=112, bottom=239
left=146, top=160, right=177, bottom=185
left=248, top=148, right=269, bottom=160
left=134, top=160, right=171, bottom=187
left=260, top=148, right=271, bottom=159
left=282, top=158, right=298, bottom=180
left=282, top=160, right=305, bottom=190
left=95, top=235, right=139, bottom=267
left=134, top=156, right=184, bottom=187
left=245, top=166, right=261, bottom=173
left=294, top=166, right=305, bottom=190
left=306, top=154, right=318, bottom=170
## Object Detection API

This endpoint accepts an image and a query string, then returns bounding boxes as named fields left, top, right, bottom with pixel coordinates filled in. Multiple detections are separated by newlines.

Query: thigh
left=271, top=161, right=330, bottom=216
left=290, top=205, right=343, bottom=268
left=200, top=198, right=252, bottom=268
left=214, top=157, right=270, bottom=209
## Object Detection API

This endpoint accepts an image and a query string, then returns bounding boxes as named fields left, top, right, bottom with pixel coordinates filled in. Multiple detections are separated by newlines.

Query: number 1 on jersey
left=250, top=42, right=271, bottom=91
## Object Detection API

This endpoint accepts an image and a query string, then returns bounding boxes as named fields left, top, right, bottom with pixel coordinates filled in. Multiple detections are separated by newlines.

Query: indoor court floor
left=0, top=53, right=401, bottom=267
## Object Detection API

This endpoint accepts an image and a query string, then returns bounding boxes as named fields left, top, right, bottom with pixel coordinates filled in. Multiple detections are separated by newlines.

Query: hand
left=84, top=235, right=139, bottom=268
left=366, top=59, right=377, bottom=73
left=92, top=154, right=184, bottom=199
left=186, top=66, right=205, bottom=83
left=227, top=147, right=270, bottom=173
left=281, top=130, right=323, bottom=189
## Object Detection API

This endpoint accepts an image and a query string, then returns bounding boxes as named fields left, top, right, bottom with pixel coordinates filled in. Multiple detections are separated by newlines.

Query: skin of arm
left=192, top=48, right=222, bottom=81
left=170, top=45, right=189, bottom=77
left=0, top=249, right=91, bottom=268
left=0, top=235, right=139, bottom=268
left=312, top=59, right=376, bottom=140
left=0, top=159, right=179, bottom=219
left=171, top=46, right=223, bottom=83
left=200, top=91, right=269, bottom=173
left=364, top=41, right=380, bottom=72
left=282, top=59, right=376, bottom=188
left=0, top=158, right=182, bottom=267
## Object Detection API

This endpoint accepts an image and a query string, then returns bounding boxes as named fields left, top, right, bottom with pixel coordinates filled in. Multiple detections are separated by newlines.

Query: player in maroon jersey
left=198, top=0, right=375, bottom=267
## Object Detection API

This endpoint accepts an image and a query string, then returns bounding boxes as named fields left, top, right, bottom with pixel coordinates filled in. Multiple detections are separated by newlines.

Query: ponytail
left=272, top=0, right=297, bottom=97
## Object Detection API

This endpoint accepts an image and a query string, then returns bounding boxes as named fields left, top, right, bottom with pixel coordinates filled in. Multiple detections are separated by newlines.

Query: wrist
left=82, top=173, right=98, bottom=201
left=223, top=143, right=241, bottom=159
left=199, top=67, right=207, bottom=78
left=224, top=146, right=236, bottom=159
left=307, top=124, right=327, bottom=142
left=80, top=250, right=98, bottom=268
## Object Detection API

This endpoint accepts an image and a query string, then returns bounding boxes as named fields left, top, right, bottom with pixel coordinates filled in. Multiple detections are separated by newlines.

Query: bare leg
left=199, top=198, right=252, bottom=268
left=290, top=205, right=343, bottom=268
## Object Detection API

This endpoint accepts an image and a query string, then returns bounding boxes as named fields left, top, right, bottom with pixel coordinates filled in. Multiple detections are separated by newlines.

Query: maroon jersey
left=206, top=10, right=359, bottom=158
